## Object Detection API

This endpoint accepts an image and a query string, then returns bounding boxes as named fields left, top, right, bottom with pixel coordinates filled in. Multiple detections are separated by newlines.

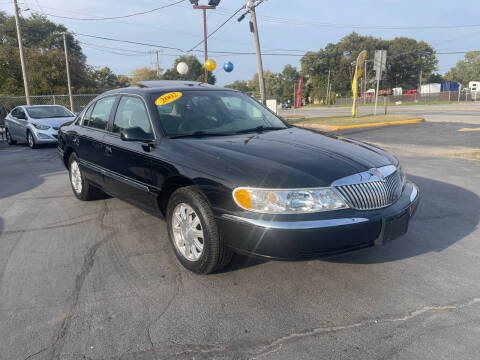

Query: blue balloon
left=223, top=61, right=234, bottom=72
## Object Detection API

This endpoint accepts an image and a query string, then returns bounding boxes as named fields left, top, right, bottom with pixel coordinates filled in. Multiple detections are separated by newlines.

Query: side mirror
left=120, top=126, right=155, bottom=144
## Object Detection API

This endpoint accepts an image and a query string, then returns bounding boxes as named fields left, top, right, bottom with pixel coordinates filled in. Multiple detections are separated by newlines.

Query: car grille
left=334, top=168, right=402, bottom=210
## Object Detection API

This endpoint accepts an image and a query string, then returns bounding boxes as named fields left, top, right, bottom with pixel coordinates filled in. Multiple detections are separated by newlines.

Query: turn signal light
left=234, top=189, right=252, bottom=210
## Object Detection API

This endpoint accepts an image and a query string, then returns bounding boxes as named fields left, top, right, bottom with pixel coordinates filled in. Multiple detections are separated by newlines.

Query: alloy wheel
left=28, top=133, right=34, bottom=148
left=171, top=203, right=205, bottom=261
left=70, top=160, right=83, bottom=194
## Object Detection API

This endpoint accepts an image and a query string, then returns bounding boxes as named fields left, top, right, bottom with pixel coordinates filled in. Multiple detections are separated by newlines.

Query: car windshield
left=152, top=90, right=288, bottom=137
left=26, top=106, right=74, bottom=119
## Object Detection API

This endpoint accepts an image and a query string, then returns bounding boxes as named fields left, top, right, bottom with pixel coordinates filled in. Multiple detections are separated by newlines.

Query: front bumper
left=32, top=127, right=58, bottom=143
left=216, top=181, right=420, bottom=260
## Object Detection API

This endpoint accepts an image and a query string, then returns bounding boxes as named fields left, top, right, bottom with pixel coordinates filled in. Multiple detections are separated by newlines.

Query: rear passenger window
left=112, top=96, right=152, bottom=134
left=88, top=96, right=116, bottom=130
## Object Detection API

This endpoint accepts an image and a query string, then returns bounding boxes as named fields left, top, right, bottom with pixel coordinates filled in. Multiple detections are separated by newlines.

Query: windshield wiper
left=169, top=130, right=232, bottom=139
left=234, top=125, right=286, bottom=135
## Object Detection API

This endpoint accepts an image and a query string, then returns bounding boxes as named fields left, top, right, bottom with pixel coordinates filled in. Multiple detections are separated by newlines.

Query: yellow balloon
left=205, top=58, right=217, bottom=72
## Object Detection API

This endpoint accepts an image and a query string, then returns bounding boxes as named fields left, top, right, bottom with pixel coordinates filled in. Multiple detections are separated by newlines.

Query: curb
left=292, top=118, right=426, bottom=132
left=330, top=118, right=425, bottom=131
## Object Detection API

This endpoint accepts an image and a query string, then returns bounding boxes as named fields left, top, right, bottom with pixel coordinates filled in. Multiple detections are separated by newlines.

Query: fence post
left=53, top=95, right=56, bottom=104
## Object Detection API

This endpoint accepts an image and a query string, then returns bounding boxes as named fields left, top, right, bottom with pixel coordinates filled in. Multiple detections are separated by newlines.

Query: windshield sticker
left=155, top=92, right=182, bottom=106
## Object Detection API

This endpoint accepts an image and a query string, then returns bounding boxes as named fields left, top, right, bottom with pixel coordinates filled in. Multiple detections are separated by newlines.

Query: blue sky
left=5, top=0, right=480, bottom=86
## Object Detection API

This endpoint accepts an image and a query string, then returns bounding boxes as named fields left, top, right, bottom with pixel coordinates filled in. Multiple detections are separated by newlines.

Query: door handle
left=104, top=145, right=112, bottom=155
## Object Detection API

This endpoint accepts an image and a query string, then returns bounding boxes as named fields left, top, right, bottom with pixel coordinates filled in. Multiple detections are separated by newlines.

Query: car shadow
left=0, top=145, right=64, bottom=200
left=324, top=174, right=479, bottom=264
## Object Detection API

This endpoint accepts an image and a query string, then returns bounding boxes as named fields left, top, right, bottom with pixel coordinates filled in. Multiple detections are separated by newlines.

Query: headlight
left=32, top=123, right=50, bottom=130
left=233, top=187, right=348, bottom=214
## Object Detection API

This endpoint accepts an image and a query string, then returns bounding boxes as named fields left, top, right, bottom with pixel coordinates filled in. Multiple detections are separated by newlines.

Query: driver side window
left=112, top=96, right=152, bottom=134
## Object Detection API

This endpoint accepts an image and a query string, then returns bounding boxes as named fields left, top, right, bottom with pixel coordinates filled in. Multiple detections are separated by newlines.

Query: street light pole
left=13, top=0, right=31, bottom=105
left=191, top=1, right=219, bottom=83
left=248, top=2, right=266, bottom=105
left=62, top=33, right=74, bottom=112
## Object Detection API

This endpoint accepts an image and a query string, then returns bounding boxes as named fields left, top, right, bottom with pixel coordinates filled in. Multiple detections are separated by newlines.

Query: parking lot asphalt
left=278, top=102, right=480, bottom=120
left=0, top=121, right=479, bottom=360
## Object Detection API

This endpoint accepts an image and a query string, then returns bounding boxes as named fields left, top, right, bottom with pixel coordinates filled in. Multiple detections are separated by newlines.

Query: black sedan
left=57, top=81, right=419, bottom=274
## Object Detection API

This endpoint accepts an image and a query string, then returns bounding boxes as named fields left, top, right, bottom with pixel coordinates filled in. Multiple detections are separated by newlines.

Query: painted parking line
left=458, top=127, right=480, bottom=132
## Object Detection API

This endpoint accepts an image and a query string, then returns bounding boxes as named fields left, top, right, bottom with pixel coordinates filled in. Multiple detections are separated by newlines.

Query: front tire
left=27, top=131, right=37, bottom=149
left=68, top=153, right=102, bottom=201
left=166, top=186, right=233, bottom=274
left=6, top=128, right=16, bottom=145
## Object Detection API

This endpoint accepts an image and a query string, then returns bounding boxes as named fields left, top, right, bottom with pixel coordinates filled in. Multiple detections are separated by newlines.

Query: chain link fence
left=333, top=90, right=480, bottom=106
left=0, top=94, right=98, bottom=142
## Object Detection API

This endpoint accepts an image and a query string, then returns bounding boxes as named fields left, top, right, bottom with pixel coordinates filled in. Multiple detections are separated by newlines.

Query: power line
left=187, top=4, right=246, bottom=52
left=72, top=32, right=185, bottom=52
left=173, top=3, right=480, bottom=30
left=38, top=0, right=186, bottom=21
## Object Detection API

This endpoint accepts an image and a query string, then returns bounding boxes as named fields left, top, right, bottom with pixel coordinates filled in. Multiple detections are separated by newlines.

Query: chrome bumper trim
left=410, top=183, right=418, bottom=202
left=220, top=214, right=369, bottom=230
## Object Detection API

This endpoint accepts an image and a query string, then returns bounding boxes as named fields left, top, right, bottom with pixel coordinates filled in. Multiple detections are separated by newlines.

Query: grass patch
left=290, top=114, right=423, bottom=129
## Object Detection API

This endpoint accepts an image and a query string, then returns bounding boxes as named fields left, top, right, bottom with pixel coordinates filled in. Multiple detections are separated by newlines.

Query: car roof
left=102, top=80, right=237, bottom=96
left=20, top=105, right=68, bottom=109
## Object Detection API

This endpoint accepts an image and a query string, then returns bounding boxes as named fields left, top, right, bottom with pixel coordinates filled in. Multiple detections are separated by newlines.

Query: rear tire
left=68, top=153, right=102, bottom=201
left=27, top=131, right=37, bottom=149
left=6, top=128, right=16, bottom=145
left=166, top=186, right=233, bottom=274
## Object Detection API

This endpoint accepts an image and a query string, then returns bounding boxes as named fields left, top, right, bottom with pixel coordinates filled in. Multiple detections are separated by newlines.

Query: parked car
left=282, top=102, right=292, bottom=109
left=58, top=81, right=420, bottom=274
left=5, top=105, right=76, bottom=148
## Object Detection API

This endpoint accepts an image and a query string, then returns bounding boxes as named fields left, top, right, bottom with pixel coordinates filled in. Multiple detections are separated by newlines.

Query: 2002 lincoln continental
left=58, top=81, right=420, bottom=274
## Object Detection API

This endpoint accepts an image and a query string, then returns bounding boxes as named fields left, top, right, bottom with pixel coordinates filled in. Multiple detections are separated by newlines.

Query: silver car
left=5, top=105, right=76, bottom=148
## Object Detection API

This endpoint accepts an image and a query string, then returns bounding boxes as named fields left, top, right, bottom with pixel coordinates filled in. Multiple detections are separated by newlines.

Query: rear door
left=6, top=108, right=19, bottom=139
left=75, top=96, right=117, bottom=187
left=102, top=95, right=157, bottom=211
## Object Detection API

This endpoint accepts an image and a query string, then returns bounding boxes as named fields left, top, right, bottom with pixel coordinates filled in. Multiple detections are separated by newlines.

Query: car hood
left=166, top=127, right=398, bottom=188
left=32, top=117, right=75, bottom=128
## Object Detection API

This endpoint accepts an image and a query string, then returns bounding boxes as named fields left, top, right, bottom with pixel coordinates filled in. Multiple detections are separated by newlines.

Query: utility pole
left=62, top=32, right=74, bottom=112
left=191, top=1, right=219, bottom=83
left=326, top=69, right=331, bottom=105
left=248, top=2, right=266, bottom=105
left=13, top=0, right=31, bottom=105
left=155, top=50, right=160, bottom=77
left=238, top=0, right=266, bottom=104
left=202, top=8, right=208, bottom=83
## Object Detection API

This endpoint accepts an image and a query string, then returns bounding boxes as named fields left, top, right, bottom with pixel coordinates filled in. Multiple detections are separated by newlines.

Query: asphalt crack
left=115, top=296, right=480, bottom=360
left=23, top=201, right=114, bottom=360
left=249, top=297, right=480, bottom=359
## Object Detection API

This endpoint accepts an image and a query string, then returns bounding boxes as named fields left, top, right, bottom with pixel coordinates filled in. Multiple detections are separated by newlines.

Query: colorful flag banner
left=295, top=77, right=303, bottom=109
left=352, top=50, right=367, bottom=116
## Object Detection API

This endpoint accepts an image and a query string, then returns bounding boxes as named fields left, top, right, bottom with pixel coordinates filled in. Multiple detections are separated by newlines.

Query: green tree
left=300, top=32, right=438, bottom=101
left=427, top=73, right=444, bottom=83
left=445, top=51, right=480, bottom=86
left=162, top=55, right=216, bottom=85
left=0, top=11, right=97, bottom=95
left=130, top=66, right=160, bottom=85
left=225, top=80, right=249, bottom=92
left=115, top=75, right=131, bottom=88
left=92, top=67, right=120, bottom=90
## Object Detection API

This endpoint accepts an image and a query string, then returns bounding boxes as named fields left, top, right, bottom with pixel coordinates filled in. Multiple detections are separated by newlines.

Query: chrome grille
left=333, top=166, right=403, bottom=210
